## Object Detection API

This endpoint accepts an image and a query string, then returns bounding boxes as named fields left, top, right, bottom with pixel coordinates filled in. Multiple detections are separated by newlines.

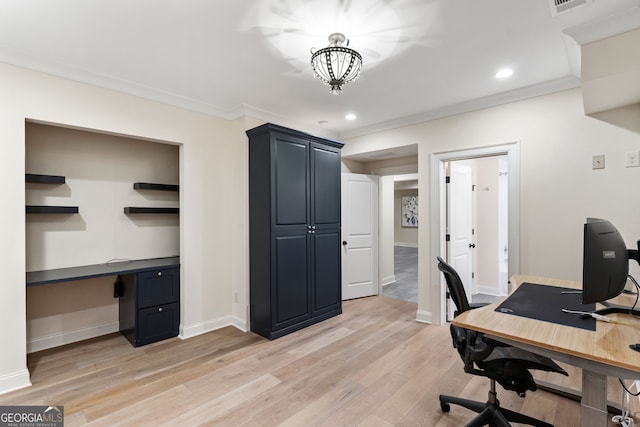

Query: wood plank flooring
left=0, top=295, right=636, bottom=426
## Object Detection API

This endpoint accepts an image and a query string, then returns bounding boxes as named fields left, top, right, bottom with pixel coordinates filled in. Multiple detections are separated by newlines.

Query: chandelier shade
left=310, top=33, right=362, bottom=95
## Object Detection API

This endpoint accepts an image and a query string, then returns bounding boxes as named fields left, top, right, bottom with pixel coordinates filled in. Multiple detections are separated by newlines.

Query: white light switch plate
left=625, top=151, right=640, bottom=168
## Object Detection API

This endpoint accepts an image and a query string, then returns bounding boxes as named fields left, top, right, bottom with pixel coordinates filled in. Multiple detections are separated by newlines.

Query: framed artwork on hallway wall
left=401, top=195, right=418, bottom=227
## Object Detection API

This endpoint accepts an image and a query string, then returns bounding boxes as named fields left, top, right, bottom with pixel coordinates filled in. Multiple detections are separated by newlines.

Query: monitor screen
left=582, top=218, right=629, bottom=305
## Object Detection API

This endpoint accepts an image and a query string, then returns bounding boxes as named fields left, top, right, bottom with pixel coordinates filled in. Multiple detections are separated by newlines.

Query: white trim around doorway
left=429, top=142, right=521, bottom=325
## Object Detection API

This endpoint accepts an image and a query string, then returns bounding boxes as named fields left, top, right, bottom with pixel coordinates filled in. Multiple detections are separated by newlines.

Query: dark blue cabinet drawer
left=136, top=303, right=179, bottom=346
left=137, top=268, right=179, bottom=308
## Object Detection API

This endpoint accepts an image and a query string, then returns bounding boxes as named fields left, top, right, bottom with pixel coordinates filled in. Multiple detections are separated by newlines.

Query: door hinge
left=472, top=272, right=475, bottom=279
left=445, top=176, right=450, bottom=184
left=445, top=234, right=450, bottom=242
left=472, top=184, right=476, bottom=191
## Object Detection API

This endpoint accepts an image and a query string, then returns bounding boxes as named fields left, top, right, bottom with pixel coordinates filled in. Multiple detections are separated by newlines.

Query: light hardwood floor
left=1, top=296, right=636, bottom=426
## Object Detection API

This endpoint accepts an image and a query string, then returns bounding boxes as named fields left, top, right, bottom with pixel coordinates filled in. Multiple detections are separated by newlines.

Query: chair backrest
left=436, top=256, right=471, bottom=315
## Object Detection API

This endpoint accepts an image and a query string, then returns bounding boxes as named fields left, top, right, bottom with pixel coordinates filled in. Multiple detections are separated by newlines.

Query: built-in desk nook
left=27, top=257, right=180, bottom=347
left=25, top=122, right=180, bottom=352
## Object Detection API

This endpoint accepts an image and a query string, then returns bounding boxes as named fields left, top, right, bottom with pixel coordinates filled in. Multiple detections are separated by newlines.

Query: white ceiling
left=0, top=0, right=638, bottom=139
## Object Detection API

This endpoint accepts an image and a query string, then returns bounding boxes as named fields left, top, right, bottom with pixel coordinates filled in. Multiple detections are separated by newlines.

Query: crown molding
left=0, top=50, right=238, bottom=119
left=563, top=4, right=640, bottom=46
left=240, top=104, right=339, bottom=139
left=338, top=75, right=581, bottom=140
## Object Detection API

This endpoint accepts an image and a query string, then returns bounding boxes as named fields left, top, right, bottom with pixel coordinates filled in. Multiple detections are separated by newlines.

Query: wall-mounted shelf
left=133, top=182, right=179, bottom=192
left=25, top=174, right=66, bottom=184
left=27, top=205, right=79, bottom=214
left=124, top=207, right=179, bottom=214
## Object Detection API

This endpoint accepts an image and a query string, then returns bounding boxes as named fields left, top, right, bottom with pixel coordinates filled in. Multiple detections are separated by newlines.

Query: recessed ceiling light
left=495, top=69, right=513, bottom=79
left=345, top=113, right=357, bottom=120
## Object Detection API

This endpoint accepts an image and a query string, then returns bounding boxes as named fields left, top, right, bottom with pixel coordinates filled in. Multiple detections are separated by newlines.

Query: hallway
left=382, top=246, right=418, bottom=303
left=382, top=246, right=500, bottom=305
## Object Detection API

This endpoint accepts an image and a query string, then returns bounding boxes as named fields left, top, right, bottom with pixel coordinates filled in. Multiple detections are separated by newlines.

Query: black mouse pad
left=495, top=282, right=596, bottom=331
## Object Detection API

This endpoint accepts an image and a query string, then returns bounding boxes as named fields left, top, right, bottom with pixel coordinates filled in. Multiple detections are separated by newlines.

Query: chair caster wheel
left=440, top=401, right=450, bottom=412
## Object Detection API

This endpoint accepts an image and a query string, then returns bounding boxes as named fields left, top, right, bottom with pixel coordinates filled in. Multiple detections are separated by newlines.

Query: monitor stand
left=593, top=301, right=640, bottom=317
left=594, top=245, right=640, bottom=317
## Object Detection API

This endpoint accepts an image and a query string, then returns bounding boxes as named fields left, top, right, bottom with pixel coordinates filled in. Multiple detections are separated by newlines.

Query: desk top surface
left=453, top=275, right=640, bottom=375
left=26, top=256, right=180, bottom=286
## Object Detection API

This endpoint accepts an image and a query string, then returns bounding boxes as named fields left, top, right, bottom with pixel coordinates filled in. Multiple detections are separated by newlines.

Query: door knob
left=342, top=241, right=347, bottom=246
left=469, top=243, right=476, bottom=249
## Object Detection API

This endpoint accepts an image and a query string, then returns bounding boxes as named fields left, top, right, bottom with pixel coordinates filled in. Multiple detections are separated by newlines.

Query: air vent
left=548, top=0, right=593, bottom=17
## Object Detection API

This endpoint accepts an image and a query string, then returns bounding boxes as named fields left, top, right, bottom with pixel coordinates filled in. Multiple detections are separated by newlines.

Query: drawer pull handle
left=158, top=307, right=163, bottom=312
left=157, top=271, right=162, bottom=276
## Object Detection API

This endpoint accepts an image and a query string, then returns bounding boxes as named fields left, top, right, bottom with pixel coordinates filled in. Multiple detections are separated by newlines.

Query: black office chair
left=436, top=256, right=568, bottom=427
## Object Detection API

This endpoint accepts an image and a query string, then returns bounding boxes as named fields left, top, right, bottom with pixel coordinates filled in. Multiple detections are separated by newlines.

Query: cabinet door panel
left=273, top=135, right=308, bottom=228
left=311, top=143, right=341, bottom=227
left=136, top=302, right=179, bottom=346
left=273, top=234, right=310, bottom=328
left=137, top=267, right=179, bottom=308
left=312, top=231, right=341, bottom=314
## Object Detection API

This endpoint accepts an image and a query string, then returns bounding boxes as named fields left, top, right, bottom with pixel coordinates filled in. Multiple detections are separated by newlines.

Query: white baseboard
left=394, top=242, right=418, bottom=248
left=180, top=315, right=247, bottom=340
left=27, top=321, right=120, bottom=354
left=475, top=286, right=502, bottom=297
left=27, top=315, right=249, bottom=353
left=380, top=275, right=396, bottom=287
left=0, top=369, right=31, bottom=395
left=415, top=309, right=433, bottom=324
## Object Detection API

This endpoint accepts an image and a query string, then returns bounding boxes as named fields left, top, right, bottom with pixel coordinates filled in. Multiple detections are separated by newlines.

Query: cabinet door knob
left=157, top=271, right=162, bottom=276
left=158, top=307, right=163, bottom=312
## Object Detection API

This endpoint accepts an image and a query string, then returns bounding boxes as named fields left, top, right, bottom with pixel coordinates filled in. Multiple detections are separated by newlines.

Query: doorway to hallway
left=430, top=142, right=521, bottom=324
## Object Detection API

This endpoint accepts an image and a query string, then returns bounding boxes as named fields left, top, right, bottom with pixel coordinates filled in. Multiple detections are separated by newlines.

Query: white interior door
left=341, top=173, right=379, bottom=300
left=447, top=162, right=473, bottom=317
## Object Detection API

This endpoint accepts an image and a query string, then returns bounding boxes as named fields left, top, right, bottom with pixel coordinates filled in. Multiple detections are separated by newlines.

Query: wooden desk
left=453, top=275, right=640, bottom=427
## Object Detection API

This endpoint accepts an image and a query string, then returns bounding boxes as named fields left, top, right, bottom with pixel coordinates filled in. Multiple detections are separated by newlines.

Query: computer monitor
left=582, top=218, right=640, bottom=316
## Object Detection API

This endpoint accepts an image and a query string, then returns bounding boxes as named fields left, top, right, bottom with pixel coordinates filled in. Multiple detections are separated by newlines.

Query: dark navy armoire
left=247, top=123, right=343, bottom=339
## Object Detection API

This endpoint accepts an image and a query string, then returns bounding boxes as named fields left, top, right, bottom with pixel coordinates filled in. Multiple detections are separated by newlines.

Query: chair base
left=439, top=394, right=553, bottom=427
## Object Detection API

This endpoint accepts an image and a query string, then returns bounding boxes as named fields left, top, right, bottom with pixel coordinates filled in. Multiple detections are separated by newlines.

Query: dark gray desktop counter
left=26, top=256, right=180, bottom=286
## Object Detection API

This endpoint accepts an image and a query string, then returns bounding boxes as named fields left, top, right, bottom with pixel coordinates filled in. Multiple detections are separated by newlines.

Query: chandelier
left=310, top=33, right=363, bottom=95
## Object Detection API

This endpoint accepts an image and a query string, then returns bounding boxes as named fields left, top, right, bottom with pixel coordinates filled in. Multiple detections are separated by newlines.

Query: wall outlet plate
left=592, top=154, right=605, bottom=170
left=625, top=151, right=640, bottom=168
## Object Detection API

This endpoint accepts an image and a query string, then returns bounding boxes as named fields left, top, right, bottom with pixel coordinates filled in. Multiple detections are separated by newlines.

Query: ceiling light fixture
left=311, top=33, right=362, bottom=95
left=345, top=113, right=357, bottom=120
left=495, top=68, right=513, bottom=79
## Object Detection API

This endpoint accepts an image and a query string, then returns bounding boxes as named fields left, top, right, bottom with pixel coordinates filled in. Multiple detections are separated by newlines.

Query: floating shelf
left=27, top=205, right=79, bottom=214
left=124, top=207, right=179, bottom=214
left=133, top=182, right=179, bottom=192
left=25, top=174, right=66, bottom=184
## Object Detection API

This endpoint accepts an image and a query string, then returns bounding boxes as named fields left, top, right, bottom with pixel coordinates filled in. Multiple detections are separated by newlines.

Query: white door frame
left=430, top=142, right=520, bottom=325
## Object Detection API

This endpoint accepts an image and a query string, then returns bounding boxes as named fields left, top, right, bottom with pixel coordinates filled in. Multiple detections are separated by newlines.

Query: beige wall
left=378, top=176, right=396, bottom=287
left=343, top=88, right=640, bottom=323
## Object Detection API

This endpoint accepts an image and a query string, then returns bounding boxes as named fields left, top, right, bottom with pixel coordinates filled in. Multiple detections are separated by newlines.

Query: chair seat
left=453, top=323, right=568, bottom=395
